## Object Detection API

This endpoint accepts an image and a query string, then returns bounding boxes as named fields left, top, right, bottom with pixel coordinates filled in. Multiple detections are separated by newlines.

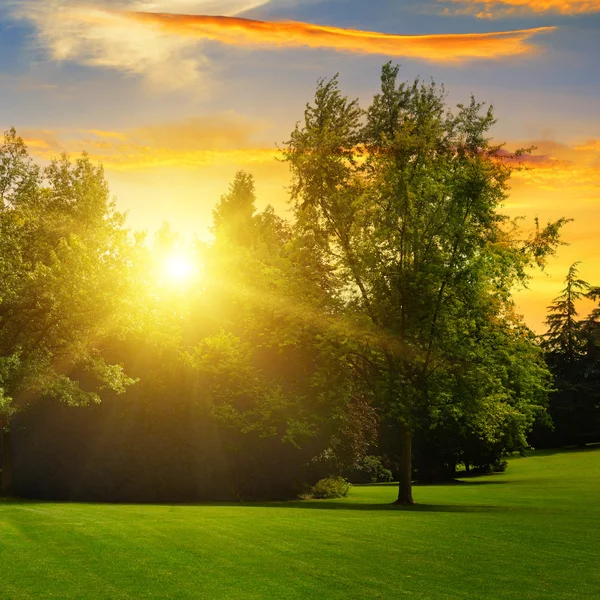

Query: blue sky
left=1, top=0, right=599, bottom=329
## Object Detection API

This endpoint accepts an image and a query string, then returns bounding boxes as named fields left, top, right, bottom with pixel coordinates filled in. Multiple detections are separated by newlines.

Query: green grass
left=1, top=447, right=599, bottom=599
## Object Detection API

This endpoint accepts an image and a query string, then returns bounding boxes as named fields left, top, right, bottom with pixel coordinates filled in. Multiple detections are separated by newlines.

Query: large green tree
left=284, top=64, right=564, bottom=503
left=0, top=129, right=135, bottom=494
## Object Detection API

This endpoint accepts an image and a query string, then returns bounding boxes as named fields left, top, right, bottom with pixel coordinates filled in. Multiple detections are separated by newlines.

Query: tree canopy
left=0, top=66, right=578, bottom=502
left=0, top=129, right=136, bottom=493
left=284, top=63, right=564, bottom=502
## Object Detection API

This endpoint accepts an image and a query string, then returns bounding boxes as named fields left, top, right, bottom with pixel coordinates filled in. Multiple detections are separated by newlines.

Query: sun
left=161, top=252, right=197, bottom=284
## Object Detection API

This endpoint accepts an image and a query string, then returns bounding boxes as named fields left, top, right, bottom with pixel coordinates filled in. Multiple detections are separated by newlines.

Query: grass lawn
left=1, top=447, right=599, bottom=599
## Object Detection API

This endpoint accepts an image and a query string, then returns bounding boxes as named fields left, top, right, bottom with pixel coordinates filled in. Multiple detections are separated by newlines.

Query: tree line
left=1, top=64, right=597, bottom=503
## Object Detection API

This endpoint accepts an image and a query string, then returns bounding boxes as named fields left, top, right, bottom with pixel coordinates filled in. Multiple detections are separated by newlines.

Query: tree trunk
left=1, top=427, right=14, bottom=497
left=394, top=422, right=414, bottom=505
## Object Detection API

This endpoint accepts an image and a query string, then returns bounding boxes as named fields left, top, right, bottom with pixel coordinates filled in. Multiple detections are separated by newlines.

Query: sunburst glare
left=161, top=251, right=198, bottom=284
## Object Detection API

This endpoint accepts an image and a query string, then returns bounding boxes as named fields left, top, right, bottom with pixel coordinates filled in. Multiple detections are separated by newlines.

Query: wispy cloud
left=18, top=113, right=281, bottom=171
left=505, top=140, right=600, bottom=195
left=22, top=124, right=600, bottom=191
left=122, top=11, right=555, bottom=62
left=9, top=1, right=556, bottom=89
left=9, top=0, right=271, bottom=88
left=15, top=115, right=288, bottom=237
left=438, top=0, right=600, bottom=19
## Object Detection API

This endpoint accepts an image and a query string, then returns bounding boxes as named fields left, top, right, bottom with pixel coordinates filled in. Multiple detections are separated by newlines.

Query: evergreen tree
left=541, top=264, right=600, bottom=446
left=544, top=263, right=588, bottom=362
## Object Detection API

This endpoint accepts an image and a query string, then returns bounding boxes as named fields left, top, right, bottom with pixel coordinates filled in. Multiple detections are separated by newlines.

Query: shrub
left=360, top=455, right=394, bottom=483
left=472, top=458, right=508, bottom=475
left=492, top=459, right=508, bottom=473
left=346, top=455, right=394, bottom=484
left=310, top=476, right=351, bottom=499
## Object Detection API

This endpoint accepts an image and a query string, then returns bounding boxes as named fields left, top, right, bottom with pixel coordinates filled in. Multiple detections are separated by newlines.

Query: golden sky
left=3, top=0, right=600, bottom=332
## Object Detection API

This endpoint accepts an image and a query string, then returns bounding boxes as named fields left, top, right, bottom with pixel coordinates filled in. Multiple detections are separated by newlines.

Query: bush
left=492, top=459, right=508, bottom=473
left=359, top=455, right=393, bottom=483
left=310, top=476, right=351, bottom=499
left=472, top=458, right=508, bottom=475
left=345, top=455, right=394, bottom=484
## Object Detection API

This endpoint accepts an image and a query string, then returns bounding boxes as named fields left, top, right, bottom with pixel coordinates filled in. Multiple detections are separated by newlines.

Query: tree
left=212, top=171, right=257, bottom=246
left=580, top=288, right=600, bottom=443
left=544, top=263, right=588, bottom=362
left=413, top=309, right=551, bottom=478
left=0, top=129, right=135, bottom=494
left=181, top=171, right=358, bottom=497
left=284, top=64, right=564, bottom=503
left=540, top=264, right=600, bottom=446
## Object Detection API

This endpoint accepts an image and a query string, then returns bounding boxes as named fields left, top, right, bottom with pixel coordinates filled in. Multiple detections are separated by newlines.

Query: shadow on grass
left=246, top=501, right=504, bottom=513
left=1, top=495, right=508, bottom=514
left=413, top=479, right=507, bottom=487
left=347, top=474, right=508, bottom=488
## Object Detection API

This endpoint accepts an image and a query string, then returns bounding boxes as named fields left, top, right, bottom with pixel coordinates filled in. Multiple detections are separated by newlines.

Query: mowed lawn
left=1, top=448, right=599, bottom=599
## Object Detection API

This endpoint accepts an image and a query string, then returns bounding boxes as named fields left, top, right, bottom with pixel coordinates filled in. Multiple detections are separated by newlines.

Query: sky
left=1, top=0, right=599, bottom=331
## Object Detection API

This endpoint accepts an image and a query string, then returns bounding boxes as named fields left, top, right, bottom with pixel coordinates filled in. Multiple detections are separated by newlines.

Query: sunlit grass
left=1, top=447, right=599, bottom=599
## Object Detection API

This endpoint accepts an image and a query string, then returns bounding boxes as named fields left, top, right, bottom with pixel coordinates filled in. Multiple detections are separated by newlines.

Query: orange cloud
left=11, top=3, right=556, bottom=90
left=18, top=117, right=289, bottom=243
left=497, top=139, right=600, bottom=332
left=502, top=140, right=600, bottom=195
left=129, top=114, right=266, bottom=152
left=575, top=140, right=600, bottom=152
left=439, top=0, right=600, bottom=18
left=87, top=147, right=282, bottom=172
left=80, top=129, right=128, bottom=141
left=118, top=11, right=556, bottom=62
left=20, top=115, right=282, bottom=172
left=22, top=123, right=599, bottom=198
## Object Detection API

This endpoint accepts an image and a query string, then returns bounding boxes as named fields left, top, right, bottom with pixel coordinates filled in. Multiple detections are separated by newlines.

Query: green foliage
left=195, top=170, right=356, bottom=454
left=0, top=128, right=136, bottom=477
left=0, top=65, right=572, bottom=502
left=38, top=167, right=360, bottom=501
left=349, top=455, right=393, bottom=484
left=310, top=475, right=351, bottom=499
left=544, top=262, right=589, bottom=360
left=535, top=264, right=600, bottom=447
left=284, top=64, right=562, bottom=498
left=212, top=171, right=257, bottom=245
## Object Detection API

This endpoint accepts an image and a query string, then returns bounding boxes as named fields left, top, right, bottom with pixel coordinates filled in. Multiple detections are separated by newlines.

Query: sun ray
left=161, top=251, right=198, bottom=285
